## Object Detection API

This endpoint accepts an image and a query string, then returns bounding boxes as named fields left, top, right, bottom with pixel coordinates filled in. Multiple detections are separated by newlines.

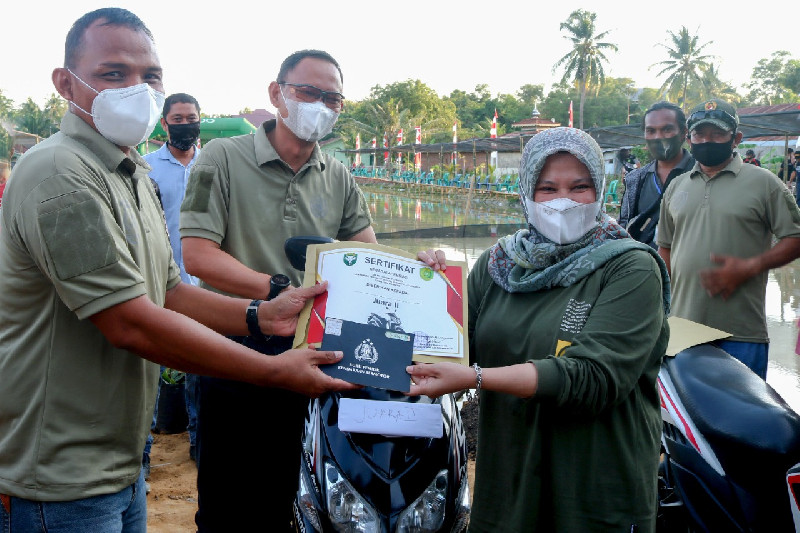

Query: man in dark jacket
left=619, top=101, right=694, bottom=248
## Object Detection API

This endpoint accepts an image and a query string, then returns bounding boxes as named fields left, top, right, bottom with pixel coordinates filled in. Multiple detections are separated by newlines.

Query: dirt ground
left=146, top=430, right=477, bottom=532
left=146, top=432, right=198, bottom=532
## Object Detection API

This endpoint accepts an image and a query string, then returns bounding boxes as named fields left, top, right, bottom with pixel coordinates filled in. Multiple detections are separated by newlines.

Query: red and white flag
left=383, top=133, right=388, bottom=162
left=371, top=137, right=377, bottom=149
left=355, top=133, right=361, bottom=166
left=568, top=101, right=574, bottom=128
left=452, top=121, right=458, bottom=164
left=490, top=109, right=497, bottom=139
left=396, top=129, right=403, bottom=167
left=414, top=126, right=422, bottom=171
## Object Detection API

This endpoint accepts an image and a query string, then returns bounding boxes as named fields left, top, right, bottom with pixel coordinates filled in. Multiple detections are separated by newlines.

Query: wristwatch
left=267, top=274, right=291, bottom=301
left=246, top=299, right=269, bottom=341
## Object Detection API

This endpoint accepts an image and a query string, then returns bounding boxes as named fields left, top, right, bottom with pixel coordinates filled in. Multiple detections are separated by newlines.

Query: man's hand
left=417, top=249, right=447, bottom=271
left=259, top=281, right=327, bottom=336
left=273, top=348, right=360, bottom=397
left=700, top=254, right=759, bottom=300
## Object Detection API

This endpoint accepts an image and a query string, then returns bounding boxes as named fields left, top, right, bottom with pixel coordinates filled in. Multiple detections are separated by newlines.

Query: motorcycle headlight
left=324, top=459, right=380, bottom=533
left=395, top=470, right=448, bottom=533
left=297, top=466, right=323, bottom=532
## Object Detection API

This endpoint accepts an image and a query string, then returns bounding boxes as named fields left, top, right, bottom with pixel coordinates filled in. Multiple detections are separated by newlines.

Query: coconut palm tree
left=553, top=9, right=617, bottom=130
left=651, top=27, right=714, bottom=112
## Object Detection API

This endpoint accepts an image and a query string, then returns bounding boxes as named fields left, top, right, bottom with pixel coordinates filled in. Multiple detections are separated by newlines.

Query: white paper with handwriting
left=338, top=398, right=443, bottom=438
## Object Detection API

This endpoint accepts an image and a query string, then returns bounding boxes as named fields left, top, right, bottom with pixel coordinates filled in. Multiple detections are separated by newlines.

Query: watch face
left=272, top=274, right=291, bottom=287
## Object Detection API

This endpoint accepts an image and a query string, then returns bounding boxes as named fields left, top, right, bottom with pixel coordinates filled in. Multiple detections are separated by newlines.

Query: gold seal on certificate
left=294, top=242, right=469, bottom=366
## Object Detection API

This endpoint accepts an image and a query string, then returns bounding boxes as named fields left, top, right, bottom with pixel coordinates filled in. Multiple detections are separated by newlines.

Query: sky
left=4, top=1, right=794, bottom=117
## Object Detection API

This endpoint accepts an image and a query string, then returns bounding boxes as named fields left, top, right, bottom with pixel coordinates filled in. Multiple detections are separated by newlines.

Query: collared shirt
left=0, top=112, right=180, bottom=500
left=636, top=150, right=695, bottom=218
left=658, top=154, right=800, bottom=342
left=144, top=142, right=200, bottom=284
left=181, top=119, right=372, bottom=289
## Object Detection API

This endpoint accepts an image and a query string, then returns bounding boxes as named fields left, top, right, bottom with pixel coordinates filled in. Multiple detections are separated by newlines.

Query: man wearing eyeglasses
left=181, top=49, right=376, bottom=531
left=657, top=99, right=800, bottom=379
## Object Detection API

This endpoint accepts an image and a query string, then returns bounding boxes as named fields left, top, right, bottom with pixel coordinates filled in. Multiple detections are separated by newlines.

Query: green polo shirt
left=657, top=154, right=800, bottom=342
left=0, top=112, right=181, bottom=501
left=181, top=120, right=372, bottom=288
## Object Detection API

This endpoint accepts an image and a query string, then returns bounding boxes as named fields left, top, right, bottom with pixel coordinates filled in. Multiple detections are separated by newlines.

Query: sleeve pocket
left=38, top=192, right=119, bottom=280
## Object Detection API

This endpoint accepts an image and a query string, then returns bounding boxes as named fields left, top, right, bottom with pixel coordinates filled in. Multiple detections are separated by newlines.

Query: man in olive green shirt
left=181, top=49, right=375, bottom=532
left=658, top=99, right=800, bottom=378
left=0, top=10, right=353, bottom=532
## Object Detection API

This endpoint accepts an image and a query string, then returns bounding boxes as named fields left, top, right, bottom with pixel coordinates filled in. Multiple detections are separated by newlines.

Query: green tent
left=150, top=117, right=257, bottom=142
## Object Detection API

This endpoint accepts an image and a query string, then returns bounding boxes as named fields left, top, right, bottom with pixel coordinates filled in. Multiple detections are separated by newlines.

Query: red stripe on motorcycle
left=658, top=380, right=700, bottom=452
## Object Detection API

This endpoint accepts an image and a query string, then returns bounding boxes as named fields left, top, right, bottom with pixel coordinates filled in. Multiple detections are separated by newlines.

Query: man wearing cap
left=657, top=99, right=800, bottom=378
left=743, top=149, right=761, bottom=166
left=619, top=101, right=694, bottom=249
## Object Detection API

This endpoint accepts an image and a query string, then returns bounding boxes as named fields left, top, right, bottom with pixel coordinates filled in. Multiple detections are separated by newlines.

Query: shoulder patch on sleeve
left=183, top=165, right=216, bottom=213
left=38, top=191, right=119, bottom=280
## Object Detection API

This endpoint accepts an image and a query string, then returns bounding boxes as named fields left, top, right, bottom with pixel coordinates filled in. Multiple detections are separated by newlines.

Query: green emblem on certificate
left=419, top=267, right=434, bottom=281
left=343, top=253, right=358, bottom=266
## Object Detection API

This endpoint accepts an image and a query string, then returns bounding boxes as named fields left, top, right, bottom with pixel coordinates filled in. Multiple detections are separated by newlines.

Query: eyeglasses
left=687, top=109, right=738, bottom=131
left=279, top=82, right=345, bottom=110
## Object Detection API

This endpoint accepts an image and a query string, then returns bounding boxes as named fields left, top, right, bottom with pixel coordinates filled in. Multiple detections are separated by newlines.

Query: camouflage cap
left=687, top=99, right=739, bottom=133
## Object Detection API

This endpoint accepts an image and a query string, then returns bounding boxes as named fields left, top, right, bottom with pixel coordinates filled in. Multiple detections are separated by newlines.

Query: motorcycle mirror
left=284, top=236, right=335, bottom=271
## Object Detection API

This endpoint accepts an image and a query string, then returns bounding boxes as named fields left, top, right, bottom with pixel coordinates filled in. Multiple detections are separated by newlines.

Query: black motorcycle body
left=658, top=344, right=800, bottom=532
left=293, top=388, right=470, bottom=532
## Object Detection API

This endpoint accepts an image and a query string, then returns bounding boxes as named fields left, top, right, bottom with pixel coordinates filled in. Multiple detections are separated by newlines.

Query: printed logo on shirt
left=555, top=339, right=572, bottom=357
left=560, top=298, right=591, bottom=334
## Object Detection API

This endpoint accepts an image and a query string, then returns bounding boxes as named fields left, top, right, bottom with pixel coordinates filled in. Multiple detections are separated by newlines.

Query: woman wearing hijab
left=412, top=127, right=670, bottom=532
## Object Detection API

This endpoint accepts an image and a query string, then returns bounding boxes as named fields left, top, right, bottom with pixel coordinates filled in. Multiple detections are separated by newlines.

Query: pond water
left=360, top=183, right=800, bottom=413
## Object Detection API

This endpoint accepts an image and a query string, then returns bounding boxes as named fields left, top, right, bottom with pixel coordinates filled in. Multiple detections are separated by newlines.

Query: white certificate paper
left=294, top=242, right=468, bottom=365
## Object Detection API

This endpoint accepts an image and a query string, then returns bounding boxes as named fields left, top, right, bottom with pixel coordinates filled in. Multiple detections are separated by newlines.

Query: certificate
left=294, top=242, right=468, bottom=365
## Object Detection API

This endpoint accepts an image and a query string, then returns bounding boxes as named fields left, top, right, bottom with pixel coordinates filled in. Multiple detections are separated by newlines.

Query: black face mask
left=166, top=122, right=201, bottom=151
left=646, top=135, right=684, bottom=161
left=690, top=138, right=735, bottom=167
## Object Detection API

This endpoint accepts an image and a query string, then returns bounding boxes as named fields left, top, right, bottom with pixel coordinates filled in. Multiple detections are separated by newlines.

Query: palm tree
left=651, top=27, right=714, bottom=112
left=553, top=9, right=617, bottom=130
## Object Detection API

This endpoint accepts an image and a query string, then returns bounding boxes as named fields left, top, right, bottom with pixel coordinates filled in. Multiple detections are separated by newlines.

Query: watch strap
left=246, top=299, right=267, bottom=340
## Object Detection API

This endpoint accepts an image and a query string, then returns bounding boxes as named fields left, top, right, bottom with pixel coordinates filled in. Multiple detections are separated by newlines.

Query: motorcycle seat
left=665, top=344, right=800, bottom=471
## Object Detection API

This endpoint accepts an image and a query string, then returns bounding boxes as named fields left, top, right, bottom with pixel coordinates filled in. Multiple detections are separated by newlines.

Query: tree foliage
left=651, top=27, right=714, bottom=111
left=553, top=9, right=618, bottom=129
left=12, top=94, right=66, bottom=138
left=744, top=51, right=800, bottom=106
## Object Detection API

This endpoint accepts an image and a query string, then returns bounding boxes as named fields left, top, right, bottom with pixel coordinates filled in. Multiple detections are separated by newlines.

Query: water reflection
left=362, top=184, right=800, bottom=413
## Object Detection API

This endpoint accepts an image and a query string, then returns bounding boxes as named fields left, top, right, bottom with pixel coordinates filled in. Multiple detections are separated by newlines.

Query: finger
left=416, top=250, right=435, bottom=267
left=709, top=253, right=724, bottom=265
left=328, top=378, right=361, bottom=391
left=434, top=249, right=447, bottom=271
left=309, top=349, right=344, bottom=365
left=294, top=280, right=328, bottom=299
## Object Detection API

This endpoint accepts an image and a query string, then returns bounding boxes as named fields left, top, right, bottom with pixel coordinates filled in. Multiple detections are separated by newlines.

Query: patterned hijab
left=488, top=127, right=670, bottom=312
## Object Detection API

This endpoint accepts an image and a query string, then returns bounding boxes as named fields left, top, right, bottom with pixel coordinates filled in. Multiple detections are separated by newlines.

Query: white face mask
left=67, top=69, right=165, bottom=147
left=279, top=87, right=339, bottom=142
left=525, top=197, right=601, bottom=244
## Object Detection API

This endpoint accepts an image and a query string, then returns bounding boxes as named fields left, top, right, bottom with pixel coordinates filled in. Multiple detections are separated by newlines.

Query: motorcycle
left=284, top=237, right=471, bottom=533
left=657, top=343, right=800, bottom=531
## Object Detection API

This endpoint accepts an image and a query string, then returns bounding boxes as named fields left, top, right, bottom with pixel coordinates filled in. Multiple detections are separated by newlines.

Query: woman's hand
left=417, top=249, right=447, bottom=271
left=406, top=362, right=474, bottom=398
